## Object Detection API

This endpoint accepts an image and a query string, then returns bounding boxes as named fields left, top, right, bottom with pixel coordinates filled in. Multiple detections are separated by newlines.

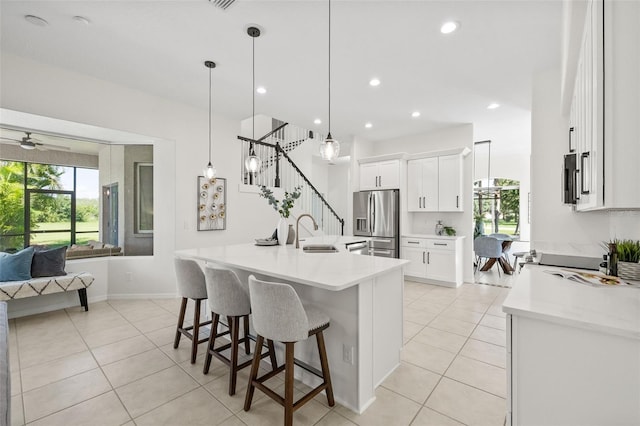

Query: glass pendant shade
left=204, top=162, right=216, bottom=179
left=244, top=152, right=262, bottom=173
left=319, top=133, right=340, bottom=161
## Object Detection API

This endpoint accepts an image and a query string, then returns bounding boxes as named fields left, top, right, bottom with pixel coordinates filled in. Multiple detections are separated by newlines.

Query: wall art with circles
left=197, top=176, right=226, bottom=231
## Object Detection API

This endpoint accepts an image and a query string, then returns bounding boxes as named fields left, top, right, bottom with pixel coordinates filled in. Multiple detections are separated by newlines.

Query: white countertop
left=176, top=237, right=408, bottom=292
left=402, top=234, right=465, bottom=240
left=503, top=265, right=640, bottom=340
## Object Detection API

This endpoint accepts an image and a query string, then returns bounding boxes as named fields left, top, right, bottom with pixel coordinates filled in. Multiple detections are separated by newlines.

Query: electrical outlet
left=342, top=344, right=354, bottom=365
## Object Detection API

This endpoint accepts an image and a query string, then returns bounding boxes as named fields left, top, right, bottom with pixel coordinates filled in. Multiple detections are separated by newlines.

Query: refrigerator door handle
left=367, top=193, right=372, bottom=234
left=371, top=193, right=376, bottom=234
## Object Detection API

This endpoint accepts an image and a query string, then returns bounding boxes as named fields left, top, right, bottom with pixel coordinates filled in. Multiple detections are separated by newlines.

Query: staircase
left=239, top=122, right=344, bottom=236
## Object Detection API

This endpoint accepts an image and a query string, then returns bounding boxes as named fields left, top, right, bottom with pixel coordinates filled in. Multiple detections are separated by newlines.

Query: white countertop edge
left=402, top=234, right=465, bottom=240
left=502, top=304, right=640, bottom=341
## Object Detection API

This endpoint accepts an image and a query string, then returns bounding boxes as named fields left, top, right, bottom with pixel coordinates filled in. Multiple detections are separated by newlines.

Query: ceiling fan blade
left=35, top=142, right=71, bottom=151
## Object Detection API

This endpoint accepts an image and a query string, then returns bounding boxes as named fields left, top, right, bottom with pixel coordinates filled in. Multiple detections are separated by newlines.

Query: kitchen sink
left=302, top=244, right=339, bottom=253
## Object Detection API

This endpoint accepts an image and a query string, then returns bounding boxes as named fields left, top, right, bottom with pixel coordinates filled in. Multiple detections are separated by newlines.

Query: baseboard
left=404, top=275, right=460, bottom=288
left=106, top=293, right=177, bottom=300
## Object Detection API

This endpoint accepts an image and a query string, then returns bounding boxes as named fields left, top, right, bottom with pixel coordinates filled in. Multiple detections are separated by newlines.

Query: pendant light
left=203, top=60, right=217, bottom=179
left=319, top=0, right=340, bottom=161
left=244, top=27, right=263, bottom=173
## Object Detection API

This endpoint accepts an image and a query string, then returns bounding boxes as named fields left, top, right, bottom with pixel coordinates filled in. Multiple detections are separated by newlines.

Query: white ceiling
left=0, top=0, right=562, bottom=156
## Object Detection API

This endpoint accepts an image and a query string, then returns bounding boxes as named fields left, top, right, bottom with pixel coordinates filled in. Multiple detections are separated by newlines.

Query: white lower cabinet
left=400, top=236, right=463, bottom=287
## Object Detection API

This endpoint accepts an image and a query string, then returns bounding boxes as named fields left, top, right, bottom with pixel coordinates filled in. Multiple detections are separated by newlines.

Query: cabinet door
left=422, top=157, right=439, bottom=211
left=407, top=160, right=422, bottom=212
left=378, top=160, right=400, bottom=189
left=360, top=163, right=379, bottom=190
left=401, top=246, right=427, bottom=278
left=425, top=249, right=456, bottom=282
left=438, top=154, right=463, bottom=211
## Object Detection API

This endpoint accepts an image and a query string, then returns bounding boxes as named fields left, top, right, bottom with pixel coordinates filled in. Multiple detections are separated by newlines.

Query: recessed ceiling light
left=488, top=103, right=500, bottom=109
left=365, top=123, right=373, bottom=129
left=72, top=16, right=91, bottom=25
left=411, top=111, right=421, bottom=118
left=256, top=86, right=267, bottom=94
left=369, top=78, right=381, bottom=87
left=440, top=21, right=459, bottom=34
left=24, top=15, right=48, bottom=26
left=313, top=119, right=322, bottom=125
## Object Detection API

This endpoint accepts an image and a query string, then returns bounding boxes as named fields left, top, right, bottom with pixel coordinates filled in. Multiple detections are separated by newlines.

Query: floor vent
left=208, top=0, right=235, bottom=10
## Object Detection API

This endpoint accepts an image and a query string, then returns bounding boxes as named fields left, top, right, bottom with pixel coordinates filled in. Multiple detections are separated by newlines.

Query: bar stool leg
left=243, top=315, right=251, bottom=355
left=203, top=313, right=220, bottom=374
left=244, top=335, right=264, bottom=411
left=316, top=331, right=335, bottom=406
left=191, top=299, right=201, bottom=364
left=229, top=316, right=240, bottom=395
left=284, top=341, right=295, bottom=426
left=174, top=298, right=187, bottom=349
left=267, top=339, right=278, bottom=370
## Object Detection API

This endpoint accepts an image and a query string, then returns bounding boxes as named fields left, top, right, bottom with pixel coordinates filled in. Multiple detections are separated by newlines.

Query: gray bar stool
left=203, top=267, right=278, bottom=396
left=173, top=258, right=213, bottom=364
left=244, top=275, right=335, bottom=426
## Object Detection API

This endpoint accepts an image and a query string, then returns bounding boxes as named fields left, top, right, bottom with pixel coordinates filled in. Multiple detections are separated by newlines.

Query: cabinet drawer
left=401, top=237, right=425, bottom=248
left=425, top=239, right=454, bottom=250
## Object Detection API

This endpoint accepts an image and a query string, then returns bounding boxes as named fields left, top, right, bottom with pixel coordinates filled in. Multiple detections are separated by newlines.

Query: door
left=425, top=249, right=456, bottom=282
left=422, top=157, right=439, bottom=211
left=402, top=246, right=427, bottom=278
left=102, top=183, right=119, bottom=246
left=439, top=154, right=463, bottom=211
left=353, top=191, right=372, bottom=237
left=407, top=160, right=422, bottom=211
left=378, top=160, right=400, bottom=189
left=359, top=163, right=379, bottom=190
left=370, top=190, right=398, bottom=238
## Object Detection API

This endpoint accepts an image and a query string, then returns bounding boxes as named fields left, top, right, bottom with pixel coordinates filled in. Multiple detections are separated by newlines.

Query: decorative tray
left=255, top=239, right=278, bottom=246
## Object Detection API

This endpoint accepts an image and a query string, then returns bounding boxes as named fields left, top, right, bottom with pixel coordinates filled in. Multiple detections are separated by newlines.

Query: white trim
left=358, top=152, right=407, bottom=164
left=405, top=146, right=471, bottom=160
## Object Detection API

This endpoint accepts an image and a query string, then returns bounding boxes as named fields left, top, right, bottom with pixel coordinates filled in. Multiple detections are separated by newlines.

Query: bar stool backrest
left=174, top=258, right=207, bottom=300
left=248, top=275, right=309, bottom=342
left=204, top=267, right=251, bottom=317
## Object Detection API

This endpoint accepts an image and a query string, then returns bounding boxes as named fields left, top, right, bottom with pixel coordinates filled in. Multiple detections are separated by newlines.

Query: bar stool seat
left=244, top=275, right=335, bottom=426
left=173, top=258, right=213, bottom=364
left=203, top=267, right=277, bottom=396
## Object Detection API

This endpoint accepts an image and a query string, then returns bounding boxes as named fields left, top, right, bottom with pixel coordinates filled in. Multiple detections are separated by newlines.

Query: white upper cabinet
left=438, top=154, right=463, bottom=212
left=407, top=152, right=465, bottom=212
left=568, top=0, right=640, bottom=210
left=407, top=157, right=438, bottom=211
left=359, top=159, right=400, bottom=190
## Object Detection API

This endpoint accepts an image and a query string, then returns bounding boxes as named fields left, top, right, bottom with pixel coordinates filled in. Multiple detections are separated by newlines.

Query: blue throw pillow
left=0, top=247, right=35, bottom=282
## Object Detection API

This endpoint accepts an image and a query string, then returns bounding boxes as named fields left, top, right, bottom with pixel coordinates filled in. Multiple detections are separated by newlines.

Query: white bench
left=0, top=272, right=94, bottom=311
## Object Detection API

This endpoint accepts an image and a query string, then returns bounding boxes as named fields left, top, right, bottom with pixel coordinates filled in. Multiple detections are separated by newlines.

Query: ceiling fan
left=0, top=131, right=70, bottom=151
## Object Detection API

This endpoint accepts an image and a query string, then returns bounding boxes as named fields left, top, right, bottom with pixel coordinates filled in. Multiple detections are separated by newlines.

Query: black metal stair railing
left=239, top=124, right=344, bottom=236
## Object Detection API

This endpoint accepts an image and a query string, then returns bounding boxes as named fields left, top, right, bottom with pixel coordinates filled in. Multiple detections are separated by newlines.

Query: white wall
left=1, top=52, right=278, bottom=310
left=530, top=68, right=640, bottom=256
left=366, top=124, right=475, bottom=283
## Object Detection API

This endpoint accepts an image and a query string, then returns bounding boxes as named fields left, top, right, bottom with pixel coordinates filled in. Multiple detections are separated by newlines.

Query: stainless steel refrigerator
left=353, top=189, right=400, bottom=258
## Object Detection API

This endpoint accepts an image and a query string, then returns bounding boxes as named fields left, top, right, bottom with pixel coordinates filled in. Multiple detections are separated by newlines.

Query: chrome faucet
left=296, top=214, right=319, bottom=248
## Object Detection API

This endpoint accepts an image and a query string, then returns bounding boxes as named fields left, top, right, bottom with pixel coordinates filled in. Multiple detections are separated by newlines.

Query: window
left=0, top=160, right=99, bottom=251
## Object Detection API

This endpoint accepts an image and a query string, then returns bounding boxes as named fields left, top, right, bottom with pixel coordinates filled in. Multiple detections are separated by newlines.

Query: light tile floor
left=8, top=280, right=510, bottom=425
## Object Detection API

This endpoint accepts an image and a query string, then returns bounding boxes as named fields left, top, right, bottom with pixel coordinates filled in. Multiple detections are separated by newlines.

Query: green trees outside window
left=0, top=160, right=99, bottom=252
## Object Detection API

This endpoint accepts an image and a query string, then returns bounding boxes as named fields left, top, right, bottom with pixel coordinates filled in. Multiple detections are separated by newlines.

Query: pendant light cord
left=328, top=0, right=331, bottom=134
left=208, top=65, right=212, bottom=164
left=252, top=34, right=256, bottom=142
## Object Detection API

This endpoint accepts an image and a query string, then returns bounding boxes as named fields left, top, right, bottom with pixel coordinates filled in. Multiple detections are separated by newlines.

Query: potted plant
left=259, top=186, right=302, bottom=245
left=612, top=239, right=640, bottom=281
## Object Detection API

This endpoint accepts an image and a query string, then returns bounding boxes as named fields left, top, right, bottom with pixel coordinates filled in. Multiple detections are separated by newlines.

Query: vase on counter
left=277, top=217, right=288, bottom=246
left=435, top=220, right=444, bottom=236
left=618, top=261, right=640, bottom=281
left=286, top=224, right=295, bottom=245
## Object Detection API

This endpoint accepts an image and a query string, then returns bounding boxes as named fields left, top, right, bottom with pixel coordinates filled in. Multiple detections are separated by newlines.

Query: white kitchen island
left=176, top=237, right=408, bottom=413
left=503, top=265, right=640, bottom=425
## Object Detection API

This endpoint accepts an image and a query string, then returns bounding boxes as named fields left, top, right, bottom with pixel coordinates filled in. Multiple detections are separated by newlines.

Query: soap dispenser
left=435, top=220, right=444, bottom=236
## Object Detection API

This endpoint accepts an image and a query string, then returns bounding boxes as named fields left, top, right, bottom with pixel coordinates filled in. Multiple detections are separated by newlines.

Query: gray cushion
left=0, top=247, right=35, bottom=282
left=31, top=246, right=67, bottom=278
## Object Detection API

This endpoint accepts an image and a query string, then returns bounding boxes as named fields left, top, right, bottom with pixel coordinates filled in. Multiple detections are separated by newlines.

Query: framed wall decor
left=197, top=176, right=226, bottom=231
